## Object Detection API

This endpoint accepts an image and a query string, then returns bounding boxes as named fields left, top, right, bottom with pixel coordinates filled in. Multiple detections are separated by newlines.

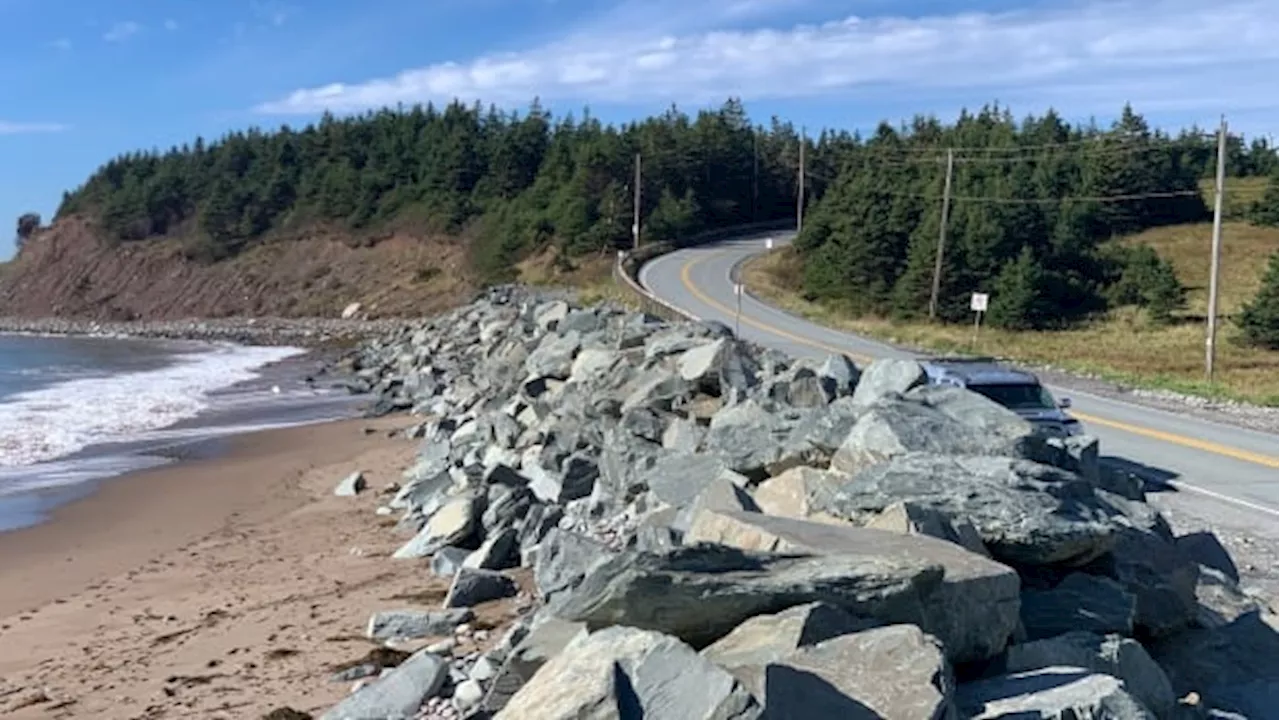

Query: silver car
left=918, top=356, right=1083, bottom=438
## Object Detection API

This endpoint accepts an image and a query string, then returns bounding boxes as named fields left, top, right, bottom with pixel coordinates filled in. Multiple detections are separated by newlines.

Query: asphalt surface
left=640, top=234, right=1280, bottom=525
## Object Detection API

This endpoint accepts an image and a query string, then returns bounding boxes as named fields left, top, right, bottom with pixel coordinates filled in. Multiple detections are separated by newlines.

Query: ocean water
left=0, top=334, right=363, bottom=533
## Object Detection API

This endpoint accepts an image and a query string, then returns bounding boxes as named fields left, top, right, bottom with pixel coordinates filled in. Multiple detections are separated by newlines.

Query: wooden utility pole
left=632, top=153, right=642, bottom=250
left=1205, top=116, right=1228, bottom=382
left=796, top=129, right=806, bottom=232
left=928, top=148, right=955, bottom=320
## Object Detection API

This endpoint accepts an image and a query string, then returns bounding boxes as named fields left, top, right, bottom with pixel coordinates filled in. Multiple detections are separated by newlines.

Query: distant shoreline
left=0, top=315, right=418, bottom=348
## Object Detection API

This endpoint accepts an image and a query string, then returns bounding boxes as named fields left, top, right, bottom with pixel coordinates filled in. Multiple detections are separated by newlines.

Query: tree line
left=793, top=105, right=1277, bottom=334
left=44, top=98, right=1278, bottom=339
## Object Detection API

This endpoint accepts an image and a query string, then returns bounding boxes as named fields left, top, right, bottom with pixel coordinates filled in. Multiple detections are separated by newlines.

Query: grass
left=517, top=245, right=646, bottom=311
left=741, top=220, right=1279, bottom=407
left=1199, top=176, right=1273, bottom=220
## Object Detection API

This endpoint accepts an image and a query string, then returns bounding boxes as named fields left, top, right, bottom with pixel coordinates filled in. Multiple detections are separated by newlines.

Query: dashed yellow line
left=677, top=253, right=1280, bottom=470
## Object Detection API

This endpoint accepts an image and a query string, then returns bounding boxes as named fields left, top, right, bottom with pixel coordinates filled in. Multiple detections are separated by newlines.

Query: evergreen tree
left=1247, top=169, right=1278, bottom=227
left=1237, top=253, right=1278, bottom=349
left=988, top=247, right=1050, bottom=330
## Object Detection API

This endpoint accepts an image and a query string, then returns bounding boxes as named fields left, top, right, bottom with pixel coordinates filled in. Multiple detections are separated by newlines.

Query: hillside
left=2, top=99, right=1275, bottom=323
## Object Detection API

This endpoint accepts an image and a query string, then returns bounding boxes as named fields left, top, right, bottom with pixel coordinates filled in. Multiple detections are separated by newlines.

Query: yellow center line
left=678, top=252, right=1280, bottom=470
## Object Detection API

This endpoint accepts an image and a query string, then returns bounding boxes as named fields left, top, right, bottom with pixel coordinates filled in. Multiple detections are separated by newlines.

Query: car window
left=968, top=383, right=1058, bottom=410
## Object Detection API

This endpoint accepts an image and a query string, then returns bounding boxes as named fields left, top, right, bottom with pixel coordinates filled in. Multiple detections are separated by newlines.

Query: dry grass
left=1199, top=176, right=1273, bottom=219
left=742, top=221, right=1279, bottom=406
left=516, top=245, right=645, bottom=311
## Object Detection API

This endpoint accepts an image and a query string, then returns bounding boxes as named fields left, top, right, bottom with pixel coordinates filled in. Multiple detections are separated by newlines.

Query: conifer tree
left=1237, top=253, right=1278, bottom=349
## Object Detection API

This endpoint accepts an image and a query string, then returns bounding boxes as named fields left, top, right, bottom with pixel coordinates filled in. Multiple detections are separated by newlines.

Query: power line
left=797, top=170, right=1204, bottom=205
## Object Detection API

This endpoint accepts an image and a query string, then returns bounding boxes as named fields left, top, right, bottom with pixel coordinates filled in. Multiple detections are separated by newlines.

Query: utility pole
left=796, top=129, right=806, bottom=233
left=928, top=148, right=955, bottom=321
left=632, top=153, right=642, bottom=251
left=1205, top=116, right=1227, bottom=382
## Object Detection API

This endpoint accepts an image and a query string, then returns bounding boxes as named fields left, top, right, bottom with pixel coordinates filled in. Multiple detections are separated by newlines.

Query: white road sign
left=734, top=283, right=744, bottom=296
left=970, top=292, right=989, bottom=312
left=765, top=237, right=774, bottom=250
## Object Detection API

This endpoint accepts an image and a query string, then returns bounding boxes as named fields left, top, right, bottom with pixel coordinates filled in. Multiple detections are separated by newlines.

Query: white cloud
left=255, top=0, right=1278, bottom=117
left=164, top=19, right=179, bottom=31
left=0, top=121, right=68, bottom=135
left=103, top=20, right=141, bottom=42
left=50, top=37, right=72, bottom=51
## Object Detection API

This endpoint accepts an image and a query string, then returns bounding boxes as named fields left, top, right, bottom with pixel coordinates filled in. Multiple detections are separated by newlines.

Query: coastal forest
left=48, top=99, right=1280, bottom=337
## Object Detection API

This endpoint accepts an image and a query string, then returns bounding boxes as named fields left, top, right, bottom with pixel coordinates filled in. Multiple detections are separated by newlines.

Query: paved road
left=640, top=234, right=1280, bottom=521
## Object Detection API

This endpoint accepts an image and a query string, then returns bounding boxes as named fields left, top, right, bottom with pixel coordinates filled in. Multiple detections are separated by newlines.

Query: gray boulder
left=1150, top=612, right=1279, bottom=719
left=464, top=527, right=519, bottom=570
left=956, top=667, right=1156, bottom=719
left=830, top=389, right=1044, bottom=475
left=751, top=466, right=847, bottom=523
left=549, top=542, right=945, bottom=651
left=865, top=500, right=990, bottom=557
left=728, top=625, right=956, bottom=720
left=816, top=353, right=861, bottom=398
left=1108, top=525, right=1199, bottom=637
left=392, top=492, right=481, bottom=559
left=850, top=358, right=927, bottom=405
left=367, top=608, right=475, bottom=640
left=444, top=567, right=518, bottom=608
left=1020, top=573, right=1137, bottom=641
left=701, top=401, right=829, bottom=479
left=525, top=330, right=582, bottom=379
left=1004, top=632, right=1175, bottom=718
left=682, top=510, right=1019, bottom=663
left=495, top=625, right=762, bottom=720
left=823, top=453, right=1118, bottom=567
left=533, top=529, right=617, bottom=609
left=641, top=452, right=750, bottom=509
left=701, top=602, right=882, bottom=668
left=319, top=649, right=448, bottom=720
left=481, top=617, right=588, bottom=716
left=430, top=546, right=471, bottom=577
left=1174, top=532, right=1239, bottom=584
left=671, top=474, right=761, bottom=534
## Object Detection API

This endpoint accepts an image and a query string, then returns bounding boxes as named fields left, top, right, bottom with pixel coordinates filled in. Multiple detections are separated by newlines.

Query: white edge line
left=1160, top=478, right=1280, bottom=516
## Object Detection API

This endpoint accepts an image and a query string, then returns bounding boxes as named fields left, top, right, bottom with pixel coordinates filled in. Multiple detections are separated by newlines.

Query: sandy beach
left=0, top=415, right=524, bottom=719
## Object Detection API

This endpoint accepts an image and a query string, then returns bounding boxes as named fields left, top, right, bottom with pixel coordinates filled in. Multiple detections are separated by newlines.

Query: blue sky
left=2, top=0, right=1277, bottom=258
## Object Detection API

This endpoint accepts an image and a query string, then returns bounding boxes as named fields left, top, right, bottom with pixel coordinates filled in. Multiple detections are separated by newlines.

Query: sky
left=1, top=0, right=1277, bottom=259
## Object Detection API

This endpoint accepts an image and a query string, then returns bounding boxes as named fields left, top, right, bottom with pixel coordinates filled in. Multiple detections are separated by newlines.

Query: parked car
left=917, top=356, right=1083, bottom=438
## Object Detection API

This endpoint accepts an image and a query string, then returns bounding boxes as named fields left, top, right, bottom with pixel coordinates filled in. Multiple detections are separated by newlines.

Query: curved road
left=640, top=234, right=1279, bottom=528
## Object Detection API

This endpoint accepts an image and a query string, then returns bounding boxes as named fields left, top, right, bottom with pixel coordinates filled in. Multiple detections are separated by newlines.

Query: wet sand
left=0, top=415, right=525, bottom=719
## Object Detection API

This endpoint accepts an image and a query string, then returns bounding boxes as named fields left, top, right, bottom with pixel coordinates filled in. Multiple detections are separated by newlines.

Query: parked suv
left=918, top=356, right=1083, bottom=438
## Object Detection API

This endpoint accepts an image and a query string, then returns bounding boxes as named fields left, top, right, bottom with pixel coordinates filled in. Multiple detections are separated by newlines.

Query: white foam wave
left=0, top=343, right=305, bottom=467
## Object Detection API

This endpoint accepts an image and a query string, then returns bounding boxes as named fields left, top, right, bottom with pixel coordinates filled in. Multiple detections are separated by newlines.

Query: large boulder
left=751, top=466, right=847, bottom=523
left=830, top=389, right=1045, bottom=475
left=533, top=529, right=617, bottom=610
left=700, top=602, right=881, bottom=668
left=720, top=624, right=957, bottom=720
left=850, top=358, right=927, bottom=406
left=822, top=453, right=1119, bottom=568
left=392, top=492, right=482, bottom=559
left=319, top=649, right=449, bottom=720
left=1149, top=612, right=1279, bottom=719
left=480, top=617, right=588, bottom=716
left=956, top=667, right=1156, bottom=719
left=1020, top=573, right=1137, bottom=641
left=494, top=625, right=762, bottom=720
left=700, top=401, right=831, bottom=480
left=366, top=608, right=474, bottom=640
left=1106, top=524, right=1199, bottom=638
left=682, top=510, right=1019, bottom=663
left=549, top=542, right=946, bottom=652
left=865, top=501, right=990, bottom=557
left=1003, top=632, right=1175, bottom=718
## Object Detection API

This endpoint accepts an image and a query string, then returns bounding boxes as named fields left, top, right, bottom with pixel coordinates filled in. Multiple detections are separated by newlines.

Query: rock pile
left=317, top=286, right=1277, bottom=720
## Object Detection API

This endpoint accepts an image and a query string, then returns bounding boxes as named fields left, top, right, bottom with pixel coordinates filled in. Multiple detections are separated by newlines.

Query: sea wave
left=0, top=343, right=305, bottom=467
